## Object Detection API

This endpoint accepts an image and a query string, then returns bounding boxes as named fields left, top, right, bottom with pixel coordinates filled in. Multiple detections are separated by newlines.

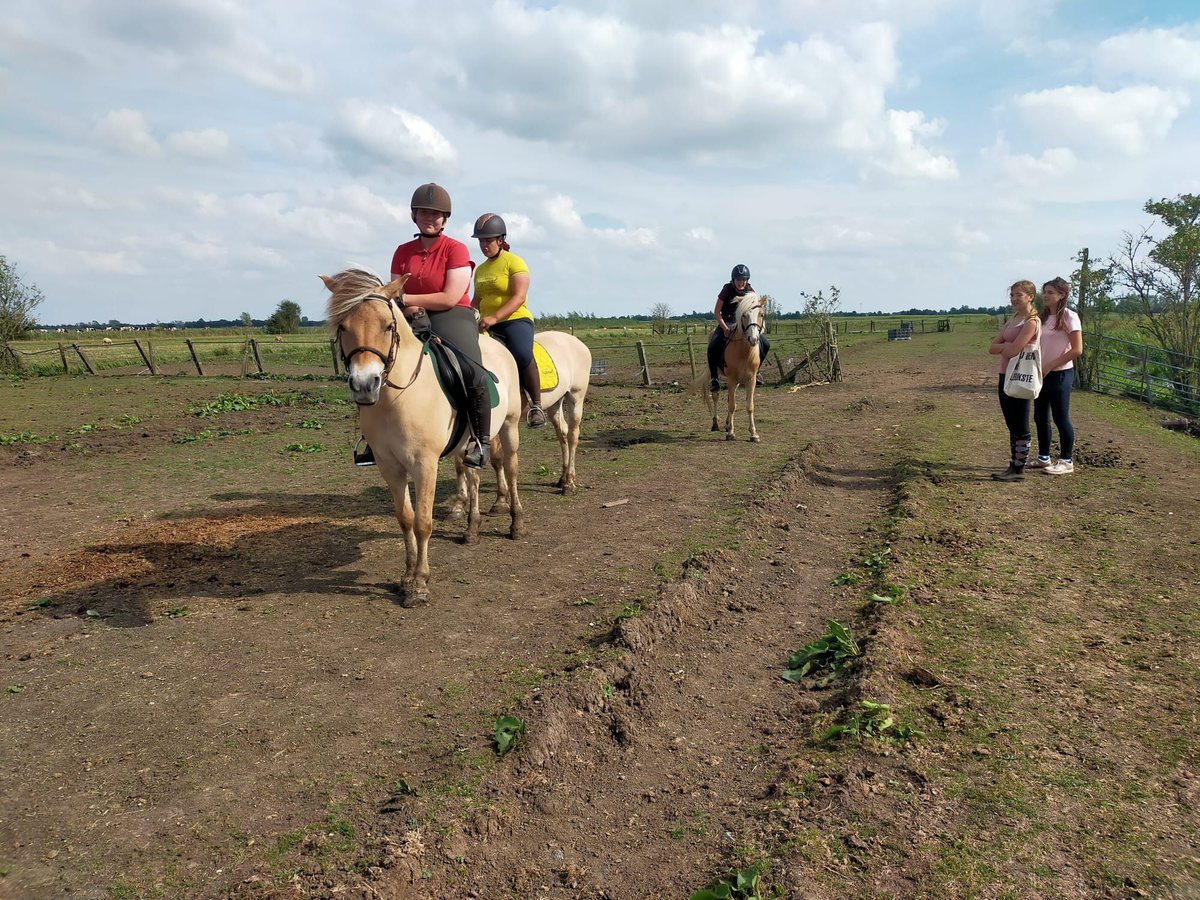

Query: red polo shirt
left=391, top=234, right=473, bottom=308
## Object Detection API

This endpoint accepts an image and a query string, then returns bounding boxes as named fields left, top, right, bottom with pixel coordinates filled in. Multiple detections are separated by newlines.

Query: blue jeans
left=1034, top=368, right=1075, bottom=460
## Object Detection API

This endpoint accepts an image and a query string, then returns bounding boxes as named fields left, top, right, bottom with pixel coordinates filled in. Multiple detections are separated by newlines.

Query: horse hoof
left=711, top=423, right=720, bottom=432
left=444, top=508, right=465, bottom=522
left=400, top=590, right=429, bottom=608
left=487, top=502, right=509, bottom=517
left=750, top=434, right=761, bottom=443
left=461, top=530, right=480, bottom=546
left=509, top=524, right=525, bottom=540
left=725, top=433, right=736, bottom=441
left=561, top=483, right=577, bottom=496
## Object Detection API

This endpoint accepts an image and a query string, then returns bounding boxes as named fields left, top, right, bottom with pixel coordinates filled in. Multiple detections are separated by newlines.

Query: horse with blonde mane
left=701, top=292, right=765, bottom=442
left=323, top=268, right=524, bottom=607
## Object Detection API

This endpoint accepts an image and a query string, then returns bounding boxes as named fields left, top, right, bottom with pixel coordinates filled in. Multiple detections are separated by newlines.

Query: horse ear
left=381, top=274, right=410, bottom=298
left=319, top=274, right=333, bottom=289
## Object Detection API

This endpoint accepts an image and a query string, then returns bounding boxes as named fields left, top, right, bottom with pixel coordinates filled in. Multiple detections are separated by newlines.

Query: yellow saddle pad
left=533, top=341, right=559, bottom=392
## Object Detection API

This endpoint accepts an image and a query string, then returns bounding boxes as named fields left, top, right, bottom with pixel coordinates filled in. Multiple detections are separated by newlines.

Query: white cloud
left=686, top=227, right=716, bottom=243
left=868, top=109, right=957, bottom=179
left=1096, top=27, right=1200, bottom=86
left=984, top=143, right=1077, bottom=184
left=327, top=100, right=458, bottom=175
left=165, top=128, right=230, bottom=159
left=1014, top=85, right=1188, bottom=156
left=95, top=108, right=161, bottom=157
left=406, top=6, right=952, bottom=178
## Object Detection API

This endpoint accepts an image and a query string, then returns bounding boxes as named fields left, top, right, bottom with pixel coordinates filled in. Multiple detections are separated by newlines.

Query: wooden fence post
left=774, top=351, right=784, bottom=383
left=134, top=339, right=158, bottom=375
left=240, top=339, right=252, bottom=377
left=330, top=338, right=341, bottom=375
left=686, top=336, right=696, bottom=379
left=57, top=342, right=69, bottom=373
left=73, top=343, right=96, bottom=374
left=249, top=339, right=265, bottom=374
left=186, top=339, right=205, bottom=375
left=1141, top=347, right=1150, bottom=402
left=636, top=340, right=651, bottom=386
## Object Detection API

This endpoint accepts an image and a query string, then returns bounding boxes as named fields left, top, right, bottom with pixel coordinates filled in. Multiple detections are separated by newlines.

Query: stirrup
left=353, top=437, right=376, bottom=467
left=527, top=405, right=548, bottom=428
left=463, top=436, right=490, bottom=469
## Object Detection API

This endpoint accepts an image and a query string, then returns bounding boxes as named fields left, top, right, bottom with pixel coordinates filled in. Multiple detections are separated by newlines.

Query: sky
left=2, top=0, right=1199, bottom=325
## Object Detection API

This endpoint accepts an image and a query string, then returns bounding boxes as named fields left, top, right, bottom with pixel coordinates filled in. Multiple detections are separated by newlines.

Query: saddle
left=423, top=335, right=500, bottom=458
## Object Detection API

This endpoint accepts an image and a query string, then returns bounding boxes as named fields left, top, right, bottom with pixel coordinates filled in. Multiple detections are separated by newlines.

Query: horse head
left=322, top=268, right=413, bottom=405
left=734, top=292, right=765, bottom=347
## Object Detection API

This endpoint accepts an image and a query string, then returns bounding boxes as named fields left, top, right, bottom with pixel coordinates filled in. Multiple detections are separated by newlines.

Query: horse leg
left=407, top=460, right=438, bottom=606
left=747, top=375, right=761, bottom=442
left=488, top=460, right=509, bottom=517
left=462, top=463, right=482, bottom=545
left=560, top=392, right=584, bottom=494
left=725, top=376, right=738, bottom=441
left=551, top=403, right=568, bottom=489
left=446, top=457, right=468, bottom=522
left=711, top=385, right=721, bottom=432
left=388, top=475, right=418, bottom=594
left=500, top=421, right=525, bottom=538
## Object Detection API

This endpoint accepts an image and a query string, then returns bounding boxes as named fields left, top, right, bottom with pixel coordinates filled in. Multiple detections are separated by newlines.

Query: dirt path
left=2, top=331, right=1197, bottom=899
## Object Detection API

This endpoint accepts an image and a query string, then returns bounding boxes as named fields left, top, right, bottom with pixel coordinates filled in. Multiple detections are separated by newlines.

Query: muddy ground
left=1, top=328, right=1198, bottom=899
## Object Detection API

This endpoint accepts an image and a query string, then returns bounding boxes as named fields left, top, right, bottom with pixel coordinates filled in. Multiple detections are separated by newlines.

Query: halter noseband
left=337, top=292, right=425, bottom=393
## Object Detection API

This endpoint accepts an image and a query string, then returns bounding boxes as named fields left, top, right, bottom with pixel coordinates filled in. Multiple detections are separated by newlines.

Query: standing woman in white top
left=1029, top=276, right=1084, bottom=475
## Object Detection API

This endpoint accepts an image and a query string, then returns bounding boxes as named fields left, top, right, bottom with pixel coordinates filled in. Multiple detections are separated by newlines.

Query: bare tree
left=650, top=301, right=671, bottom=334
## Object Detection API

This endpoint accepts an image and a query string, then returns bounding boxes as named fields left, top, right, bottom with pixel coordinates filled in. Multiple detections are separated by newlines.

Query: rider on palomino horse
left=471, top=213, right=547, bottom=429
left=708, top=263, right=771, bottom=392
left=354, top=183, right=493, bottom=469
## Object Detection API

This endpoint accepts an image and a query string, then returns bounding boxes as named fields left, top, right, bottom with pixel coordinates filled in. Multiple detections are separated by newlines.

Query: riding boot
left=523, top=360, right=547, bottom=428
left=463, top=381, right=492, bottom=469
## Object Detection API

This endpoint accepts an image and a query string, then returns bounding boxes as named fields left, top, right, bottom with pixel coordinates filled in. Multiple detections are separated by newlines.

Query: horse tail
left=692, top=374, right=715, bottom=415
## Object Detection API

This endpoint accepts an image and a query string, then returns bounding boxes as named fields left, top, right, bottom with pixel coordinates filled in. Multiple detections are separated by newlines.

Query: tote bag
left=1003, top=321, right=1042, bottom=400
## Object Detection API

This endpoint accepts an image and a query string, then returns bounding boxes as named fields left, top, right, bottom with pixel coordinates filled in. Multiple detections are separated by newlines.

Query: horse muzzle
left=745, top=324, right=761, bottom=346
left=346, top=369, right=382, bottom=405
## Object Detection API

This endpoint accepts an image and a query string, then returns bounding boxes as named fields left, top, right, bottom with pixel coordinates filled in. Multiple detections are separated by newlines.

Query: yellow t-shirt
left=474, top=251, right=533, bottom=322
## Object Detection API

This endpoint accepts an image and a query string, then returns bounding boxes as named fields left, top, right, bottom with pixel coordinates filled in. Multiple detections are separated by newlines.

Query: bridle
left=732, top=299, right=765, bottom=344
left=337, top=292, right=427, bottom=393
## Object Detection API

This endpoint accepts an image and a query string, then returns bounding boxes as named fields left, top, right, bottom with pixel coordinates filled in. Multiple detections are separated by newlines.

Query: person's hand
left=481, top=315, right=498, bottom=330
left=720, top=321, right=732, bottom=336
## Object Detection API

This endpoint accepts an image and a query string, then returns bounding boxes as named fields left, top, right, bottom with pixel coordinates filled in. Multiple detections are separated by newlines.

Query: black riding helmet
left=472, top=213, right=506, bottom=239
left=731, top=264, right=751, bottom=281
left=410, top=183, right=452, bottom=216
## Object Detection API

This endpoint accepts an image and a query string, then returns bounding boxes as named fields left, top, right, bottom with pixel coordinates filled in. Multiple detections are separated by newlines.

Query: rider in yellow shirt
left=472, top=213, right=546, bottom=427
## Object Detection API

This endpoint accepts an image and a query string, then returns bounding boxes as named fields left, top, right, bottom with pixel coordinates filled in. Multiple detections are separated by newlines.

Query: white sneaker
left=1045, top=461, right=1074, bottom=475
left=1027, top=457, right=1053, bottom=470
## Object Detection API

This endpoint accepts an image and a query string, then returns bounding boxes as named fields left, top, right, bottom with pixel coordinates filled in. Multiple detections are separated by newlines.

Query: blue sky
left=2, top=0, right=1198, bottom=324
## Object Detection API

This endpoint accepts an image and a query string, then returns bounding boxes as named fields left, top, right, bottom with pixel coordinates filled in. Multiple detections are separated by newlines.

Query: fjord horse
left=704, top=292, right=765, bottom=442
left=449, top=329, right=592, bottom=521
left=323, top=269, right=523, bottom=607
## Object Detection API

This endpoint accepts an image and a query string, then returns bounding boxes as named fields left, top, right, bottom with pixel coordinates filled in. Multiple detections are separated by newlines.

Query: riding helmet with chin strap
left=472, top=213, right=507, bottom=239
left=410, top=183, right=452, bottom=216
left=731, top=264, right=751, bottom=281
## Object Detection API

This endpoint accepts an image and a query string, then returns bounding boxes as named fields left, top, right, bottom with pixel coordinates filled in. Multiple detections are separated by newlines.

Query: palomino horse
left=704, top=292, right=766, bottom=442
left=450, top=329, right=592, bottom=520
left=323, top=268, right=524, bottom=607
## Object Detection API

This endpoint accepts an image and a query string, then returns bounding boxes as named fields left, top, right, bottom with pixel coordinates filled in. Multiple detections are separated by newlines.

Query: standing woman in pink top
left=988, top=280, right=1042, bottom=481
left=1029, top=276, right=1083, bottom=475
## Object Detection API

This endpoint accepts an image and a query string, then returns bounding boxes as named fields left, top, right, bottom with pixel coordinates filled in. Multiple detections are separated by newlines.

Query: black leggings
left=488, top=318, right=535, bottom=369
left=997, top=374, right=1031, bottom=467
left=1034, top=368, right=1075, bottom=460
left=707, top=327, right=771, bottom=378
left=427, top=305, right=487, bottom=391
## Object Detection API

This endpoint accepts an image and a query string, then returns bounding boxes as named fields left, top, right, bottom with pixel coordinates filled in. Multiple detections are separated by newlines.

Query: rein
left=338, top=292, right=428, bottom=393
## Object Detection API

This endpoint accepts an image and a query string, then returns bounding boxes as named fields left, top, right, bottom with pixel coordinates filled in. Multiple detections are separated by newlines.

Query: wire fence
left=1080, top=332, right=1200, bottom=416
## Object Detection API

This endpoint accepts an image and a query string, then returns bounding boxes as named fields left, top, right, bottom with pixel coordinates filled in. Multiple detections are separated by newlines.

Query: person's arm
left=391, top=266, right=471, bottom=312
left=714, top=296, right=730, bottom=334
left=989, top=320, right=1009, bottom=355
left=999, top=319, right=1038, bottom=360
left=1045, top=330, right=1084, bottom=371
left=482, top=272, right=530, bottom=330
